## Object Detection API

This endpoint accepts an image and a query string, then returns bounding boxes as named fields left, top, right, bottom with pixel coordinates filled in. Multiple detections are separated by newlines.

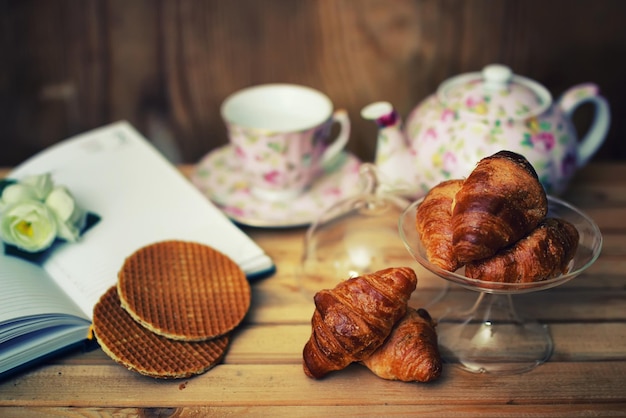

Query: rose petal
left=20, top=173, right=53, bottom=200
left=45, top=186, right=86, bottom=241
left=55, top=217, right=81, bottom=241
left=0, top=184, right=39, bottom=207
left=45, top=186, right=76, bottom=222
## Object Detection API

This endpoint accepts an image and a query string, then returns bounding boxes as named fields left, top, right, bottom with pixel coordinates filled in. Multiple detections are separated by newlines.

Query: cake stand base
left=437, top=292, right=554, bottom=374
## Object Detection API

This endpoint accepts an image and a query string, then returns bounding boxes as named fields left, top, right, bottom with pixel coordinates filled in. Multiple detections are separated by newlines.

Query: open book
left=0, top=121, right=274, bottom=379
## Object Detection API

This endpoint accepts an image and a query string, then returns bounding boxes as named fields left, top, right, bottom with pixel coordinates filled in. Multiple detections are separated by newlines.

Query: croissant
left=416, top=179, right=464, bottom=271
left=302, top=267, right=417, bottom=379
left=452, top=151, right=548, bottom=263
left=361, top=308, right=442, bottom=382
left=465, top=218, right=579, bottom=283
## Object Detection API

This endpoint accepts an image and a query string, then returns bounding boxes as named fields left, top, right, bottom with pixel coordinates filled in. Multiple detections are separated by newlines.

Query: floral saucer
left=191, top=145, right=363, bottom=227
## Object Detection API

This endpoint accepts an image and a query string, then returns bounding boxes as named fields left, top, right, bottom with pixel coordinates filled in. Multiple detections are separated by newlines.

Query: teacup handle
left=558, top=83, right=611, bottom=167
left=321, top=109, right=351, bottom=166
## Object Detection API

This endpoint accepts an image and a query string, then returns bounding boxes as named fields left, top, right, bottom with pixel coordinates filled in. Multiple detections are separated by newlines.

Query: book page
left=7, top=122, right=274, bottom=319
left=0, top=253, right=91, bottom=376
left=0, top=255, right=87, bottom=324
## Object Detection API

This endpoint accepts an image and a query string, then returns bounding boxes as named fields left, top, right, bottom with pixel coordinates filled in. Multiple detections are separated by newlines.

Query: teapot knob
left=483, top=64, right=513, bottom=91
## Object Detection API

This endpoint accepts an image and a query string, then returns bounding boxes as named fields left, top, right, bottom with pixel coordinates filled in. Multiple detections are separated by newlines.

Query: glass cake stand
left=299, top=164, right=445, bottom=308
left=398, top=195, right=603, bottom=374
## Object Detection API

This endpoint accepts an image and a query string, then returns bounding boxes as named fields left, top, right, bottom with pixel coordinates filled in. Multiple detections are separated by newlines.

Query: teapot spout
left=361, top=101, right=411, bottom=161
left=361, top=101, right=416, bottom=196
left=361, top=101, right=400, bottom=127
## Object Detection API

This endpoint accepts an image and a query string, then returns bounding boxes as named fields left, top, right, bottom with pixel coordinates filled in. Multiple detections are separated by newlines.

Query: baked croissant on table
left=302, top=267, right=417, bottom=379
left=416, top=179, right=464, bottom=272
left=452, top=150, right=548, bottom=263
left=465, top=217, right=579, bottom=283
left=361, top=307, right=442, bottom=382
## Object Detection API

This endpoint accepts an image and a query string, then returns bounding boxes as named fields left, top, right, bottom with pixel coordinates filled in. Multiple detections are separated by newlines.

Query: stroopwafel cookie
left=93, top=285, right=230, bottom=379
left=117, top=240, right=250, bottom=341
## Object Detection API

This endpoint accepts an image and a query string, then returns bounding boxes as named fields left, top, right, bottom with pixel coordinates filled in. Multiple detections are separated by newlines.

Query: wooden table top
left=1, top=163, right=625, bottom=417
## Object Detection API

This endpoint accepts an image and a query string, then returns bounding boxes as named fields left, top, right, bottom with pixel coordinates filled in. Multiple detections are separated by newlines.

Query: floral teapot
left=362, top=64, right=610, bottom=197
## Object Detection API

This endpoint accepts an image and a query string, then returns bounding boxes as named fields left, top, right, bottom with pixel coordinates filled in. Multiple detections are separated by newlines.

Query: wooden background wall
left=1, top=0, right=625, bottom=167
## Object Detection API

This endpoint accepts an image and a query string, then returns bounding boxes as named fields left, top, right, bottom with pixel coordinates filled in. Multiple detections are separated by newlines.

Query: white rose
left=45, top=186, right=86, bottom=242
left=0, top=200, right=58, bottom=252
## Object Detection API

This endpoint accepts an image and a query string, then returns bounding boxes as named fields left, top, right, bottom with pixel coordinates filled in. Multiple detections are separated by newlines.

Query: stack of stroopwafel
left=92, top=240, right=251, bottom=379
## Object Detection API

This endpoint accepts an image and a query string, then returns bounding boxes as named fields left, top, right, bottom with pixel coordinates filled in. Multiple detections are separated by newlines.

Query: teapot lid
left=436, top=64, right=552, bottom=120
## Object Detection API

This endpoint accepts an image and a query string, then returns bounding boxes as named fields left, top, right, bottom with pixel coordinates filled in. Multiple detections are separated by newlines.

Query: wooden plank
left=62, top=0, right=107, bottom=132
left=3, top=403, right=626, bottom=418
left=570, top=163, right=626, bottom=184
left=579, top=256, right=626, bottom=277
left=1, top=362, right=625, bottom=407
left=596, top=233, right=626, bottom=256
left=31, top=321, right=626, bottom=368
left=550, top=323, right=626, bottom=362
left=578, top=207, right=626, bottom=231
left=246, top=277, right=626, bottom=325
left=105, top=0, right=163, bottom=130
left=224, top=322, right=626, bottom=364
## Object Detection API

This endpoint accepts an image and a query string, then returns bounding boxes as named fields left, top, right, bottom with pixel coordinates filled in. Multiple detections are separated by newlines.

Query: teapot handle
left=558, top=83, right=611, bottom=167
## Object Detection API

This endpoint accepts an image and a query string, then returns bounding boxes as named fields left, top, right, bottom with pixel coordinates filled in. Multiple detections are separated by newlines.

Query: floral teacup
left=221, top=84, right=350, bottom=202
